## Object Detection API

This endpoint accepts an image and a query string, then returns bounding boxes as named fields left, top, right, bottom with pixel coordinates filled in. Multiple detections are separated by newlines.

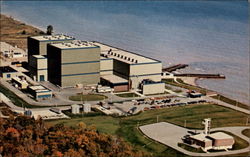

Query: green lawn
left=242, top=129, right=250, bottom=138
left=211, top=95, right=249, bottom=110
left=115, top=92, right=140, bottom=98
left=45, top=104, right=249, bottom=157
left=69, top=94, right=107, bottom=101
left=46, top=115, right=120, bottom=135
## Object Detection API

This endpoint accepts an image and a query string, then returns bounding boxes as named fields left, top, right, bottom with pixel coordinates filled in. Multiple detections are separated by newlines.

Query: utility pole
left=157, top=115, right=159, bottom=123
left=184, top=120, right=186, bottom=128
left=246, top=117, right=249, bottom=126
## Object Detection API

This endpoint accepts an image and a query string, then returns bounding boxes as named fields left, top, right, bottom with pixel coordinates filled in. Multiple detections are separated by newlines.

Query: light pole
left=157, top=115, right=159, bottom=123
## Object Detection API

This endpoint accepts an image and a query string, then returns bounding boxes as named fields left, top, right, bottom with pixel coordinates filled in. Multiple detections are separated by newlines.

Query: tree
left=47, top=25, right=53, bottom=35
left=21, top=30, right=26, bottom=34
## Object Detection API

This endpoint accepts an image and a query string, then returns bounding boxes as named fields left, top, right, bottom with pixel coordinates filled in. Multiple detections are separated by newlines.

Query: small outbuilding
left=141, top=79, right=165, bottom=95
left=101, top=74, right=129, bottom=92
left=0, top=66, right=18, bottom=80
left=83, top=103, right=91, bottom=113
left=71, top=104, right=80, bottom=114
left=12, top=77, right=29, bottom=89
left=28, top=85, right=52, bottom=100
left=207, top=132, right=235, bottom=150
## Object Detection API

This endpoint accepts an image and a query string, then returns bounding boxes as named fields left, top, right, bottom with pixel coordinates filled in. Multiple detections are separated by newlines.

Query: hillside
left=0, top=116, right=144, bottom=157
left=0, top=14, right=44, bottom=50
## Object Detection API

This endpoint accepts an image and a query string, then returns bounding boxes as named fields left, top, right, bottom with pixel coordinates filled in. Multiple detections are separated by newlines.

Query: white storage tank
left=71, top=104, right=80, bottom=114
left=83, top=104, right=91, bottom=113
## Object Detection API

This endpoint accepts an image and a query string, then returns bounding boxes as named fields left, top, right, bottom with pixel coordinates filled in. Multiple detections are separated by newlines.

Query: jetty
left=162, top=64, right=188, bottom=72
left=174, top=73, right=226, bottom=79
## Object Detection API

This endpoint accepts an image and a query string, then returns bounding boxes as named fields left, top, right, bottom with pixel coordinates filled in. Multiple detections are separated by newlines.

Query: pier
left=162, top=64, right=188, bottom=72
left=174, top=73, right=226, bottom=79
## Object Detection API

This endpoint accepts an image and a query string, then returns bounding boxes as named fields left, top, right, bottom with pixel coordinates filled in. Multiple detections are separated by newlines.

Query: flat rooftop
left=50, top=41, right=99, bottom=50
left=30, top=34, right=74, bottom=41
left=208, top=132, right=234, bottom=140
left=29, top=85, right=51, bottom=92
left=94, top=42, right=160, bottom=64
left=32, top=55, right=47, bottom=59
left=0, top=66, right=17, bottom=73
left=190, top=133, right=212, bottom=142
left=101, top=74, right=128, bottom=84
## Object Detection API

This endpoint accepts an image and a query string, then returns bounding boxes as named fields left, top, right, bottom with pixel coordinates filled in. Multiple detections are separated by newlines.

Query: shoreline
left=1, top=13, right=249, bottom=107
left=2, top=13, right=45, bottom=32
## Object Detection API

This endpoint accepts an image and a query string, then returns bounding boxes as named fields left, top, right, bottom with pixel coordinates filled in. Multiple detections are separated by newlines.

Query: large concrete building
left=28, top=34, right=74, bottom=66
left=47, top=41, right=100, bottom=87
left=27, top=34, right=165, bottom=94
left=96, top=42, right=164, bottom=93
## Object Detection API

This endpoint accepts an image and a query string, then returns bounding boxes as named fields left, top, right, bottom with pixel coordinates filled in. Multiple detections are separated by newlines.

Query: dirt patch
left=0, top=14, right=45, bottom=50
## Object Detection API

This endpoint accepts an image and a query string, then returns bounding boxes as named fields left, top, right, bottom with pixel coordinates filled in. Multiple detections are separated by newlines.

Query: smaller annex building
left=101, top=74, right=129, bottom=92
left=28, top=85, right=52, bottom=100
left=0, top=66, right=18, bottom=80
left=189, top=132, right=235, bottom=151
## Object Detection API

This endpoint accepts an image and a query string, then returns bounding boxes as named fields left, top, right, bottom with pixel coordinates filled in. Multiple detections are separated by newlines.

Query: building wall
left=61, top=47, right=100, bottom=87
left=27, top=37, right=40, bottom=63
left=61, top=73, right=100, bottom=87
left=142, top=83, right=165, bottom=95
left=29, top=56, right=48, bottom=81
left=47, top=45, right=62, bottom=86
left=100, top=59, right=113, bottom=76
left=1, top=72, right=18, bottom=80
left=61, top=47, right=100, bottom=63
left=213, top=139, right=235, bottom=148
left=37, top=69, right=48, bottom=82
left=113, top=60, right=130, bottom=79
left=130, top=74, right=162, bottom=89
left=100, top=70, right=113, bottom=75
left=36, top=91, right=52, bottom=100
left=48, top=45, right=101, bottom=87
left=114, top=85, right=129, bottom=92
left=130, top=62, right=162, bottom=76
left=129, top=62, right=162, bottom=89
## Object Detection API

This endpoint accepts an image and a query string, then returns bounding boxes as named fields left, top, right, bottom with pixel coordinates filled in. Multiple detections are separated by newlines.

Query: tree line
left=0, top=116, right=145, bottom=157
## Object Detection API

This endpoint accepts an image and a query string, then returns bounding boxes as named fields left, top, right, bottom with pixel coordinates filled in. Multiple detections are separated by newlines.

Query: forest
left=0, top=116, right=145, bottom=157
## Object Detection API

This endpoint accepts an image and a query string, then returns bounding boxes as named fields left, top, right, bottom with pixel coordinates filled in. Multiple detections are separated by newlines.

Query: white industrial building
left=71, top=104, right=80, bottom=114
left=83, top=103, right=91, bottom=113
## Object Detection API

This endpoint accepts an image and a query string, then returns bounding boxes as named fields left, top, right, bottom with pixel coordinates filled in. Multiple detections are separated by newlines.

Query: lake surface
left=2, top=1, right=249, bottom=104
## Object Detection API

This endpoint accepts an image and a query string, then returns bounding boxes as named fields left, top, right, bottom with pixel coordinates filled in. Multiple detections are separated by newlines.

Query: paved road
left=205, top=97, right=250, bottom=115
left=140, top=122, right=250, bottom=156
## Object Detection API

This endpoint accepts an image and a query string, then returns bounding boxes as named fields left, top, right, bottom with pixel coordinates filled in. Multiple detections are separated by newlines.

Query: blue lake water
left=2, top=1, right=249, bottom=104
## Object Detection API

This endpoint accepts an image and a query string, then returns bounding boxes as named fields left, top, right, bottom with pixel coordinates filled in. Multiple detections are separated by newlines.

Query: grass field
left=211, top=95, right=249, bottom=110
left=242, top=129, right=250, bottom=138
left=69, top=94, right=107, bottom=101
left=45, top=104, right=249, bottom=156
left=115, top=92, right=140, bottom=98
